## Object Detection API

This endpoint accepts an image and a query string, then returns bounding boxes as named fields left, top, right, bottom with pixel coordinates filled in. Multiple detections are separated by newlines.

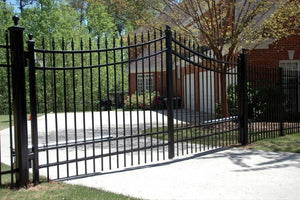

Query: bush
left=215, top=102, right=222, bottom=118
left=227, top=83, right=257, bottom=117
left=227, top=83, right=281, bottom=121
left=253, top=85, right=281, bottom=121
left=124, top=91, right=163, bottom=110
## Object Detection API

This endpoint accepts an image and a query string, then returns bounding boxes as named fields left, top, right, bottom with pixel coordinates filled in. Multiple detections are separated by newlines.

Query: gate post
left=9, top=16, right=29, bottom=187
left=238, top=49, right=248, bottom=145
left=28, top=34, right=39, bottom=183
left=165, top=25, right=174, bottom=159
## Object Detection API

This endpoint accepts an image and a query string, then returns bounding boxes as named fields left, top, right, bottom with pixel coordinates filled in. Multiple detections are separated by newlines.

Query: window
left=137, top=74, right=153, bottom=94
left=279, top=60, right=300, bottom=112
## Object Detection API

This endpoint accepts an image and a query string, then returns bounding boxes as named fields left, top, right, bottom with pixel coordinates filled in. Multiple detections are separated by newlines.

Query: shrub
left=215, top=102, right=222, bottom=118
left=253, top=85, right=281, bottom=121
left=124, top=91, right=163, bottom=110
left=227, top=83, right=281, bottom=121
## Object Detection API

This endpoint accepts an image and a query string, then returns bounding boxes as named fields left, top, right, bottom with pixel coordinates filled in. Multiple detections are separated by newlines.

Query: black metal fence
left=247, top=65, right=300, bottom=142
left=0, top=17, right=299, bottom=187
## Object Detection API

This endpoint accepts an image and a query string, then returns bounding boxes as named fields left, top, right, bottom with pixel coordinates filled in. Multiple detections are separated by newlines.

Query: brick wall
left=248, top=35, right=300, bottom=68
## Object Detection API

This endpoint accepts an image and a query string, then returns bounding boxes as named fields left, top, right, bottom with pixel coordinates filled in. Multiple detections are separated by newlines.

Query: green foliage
left=253, top=86, right=281, bottom=120
left=0, top=2, right=13, bottom=115
left=226, top=84, right=238, bottom=116
left=0, top=2, right=14, bottom=35
left=215, top=102, right=222, bottom=119
left=89, top=0, right=164, bottom=34
left=32, top=38, right=129, bottom=113
left=0, top=67, right=10, bottom=115
left=227, top=83, right=282, bottom=121
left=0, top=0, right=131, bottom=115
left=124, top=91, right=163, bottom=110
left=20, top=0, right=89, bottom=47
left=86, top=1, right=118, bottom=37
left=227, top=83, right=257, bottom=118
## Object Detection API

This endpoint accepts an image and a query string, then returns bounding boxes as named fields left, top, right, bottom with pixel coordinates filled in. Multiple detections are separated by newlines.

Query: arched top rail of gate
left=171, top=36, right=238, bottom=74
left=32, top=34, right=166, bottom=71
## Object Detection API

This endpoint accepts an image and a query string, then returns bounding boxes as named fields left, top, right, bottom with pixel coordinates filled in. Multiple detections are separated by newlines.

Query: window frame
left=137, top=73, right=154, bottom=94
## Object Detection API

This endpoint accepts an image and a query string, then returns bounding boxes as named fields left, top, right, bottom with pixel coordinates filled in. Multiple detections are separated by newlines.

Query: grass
left=0, top=115, right=12, bottom=131
left=144, top=126, right=239, bottom=146
left=145, top=126, right=300, bottom=153
left=250, top=132, right=300, bottom=153
left=0, top=115, right=139, bottom=200
left=0, top=114, right=43, bottom=131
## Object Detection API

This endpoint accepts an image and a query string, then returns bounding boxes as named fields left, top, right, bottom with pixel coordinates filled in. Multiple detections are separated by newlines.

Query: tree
left=0, top=2, right=14, bottom=115
left=0, top=1, right=14, bottom=34
left=67, top=0, right=86, bottom=25
left=87, top=0, right=164, bottom=35
left=85, top=0, right=118, bottom=36
left=21, top=0, right=89, bottom=45
left=262, top=0, right=300, bottom=40
left=142, top=0, right=297, bottom=57
left=19, top=0, right=35, bottom=14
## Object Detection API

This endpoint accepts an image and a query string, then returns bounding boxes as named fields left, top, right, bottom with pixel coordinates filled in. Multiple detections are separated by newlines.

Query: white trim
left=279, top=60, right=300, bottom=71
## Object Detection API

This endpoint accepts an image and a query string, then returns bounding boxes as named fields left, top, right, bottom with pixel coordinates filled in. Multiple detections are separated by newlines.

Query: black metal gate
left=1, top=16, right=299, bottom=188
left=0, top=18, right=242, bottom=186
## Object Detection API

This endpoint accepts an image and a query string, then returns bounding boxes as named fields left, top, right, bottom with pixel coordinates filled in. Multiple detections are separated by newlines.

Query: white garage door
left=199, top=71, right=215, bottom=114
left=184, top=74, right=195, bottom=110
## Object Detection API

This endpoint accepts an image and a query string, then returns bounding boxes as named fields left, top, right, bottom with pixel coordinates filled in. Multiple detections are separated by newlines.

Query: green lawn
left=145, top=125, right=300, bottom=153
left=0, top=115, right=12, bottom=131
left=250, top=132, right=300, bottom=153
left=144, top=126, right=239, bottom=146
left=0, top=114, right=40, bottom=130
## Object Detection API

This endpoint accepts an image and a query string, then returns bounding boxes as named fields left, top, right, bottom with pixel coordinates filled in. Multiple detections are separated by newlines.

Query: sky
left=5, top=0, right=20, bottom=13
left=5, top=0, right=67, bottom=13
left=6, top=0, right=18, bottom=7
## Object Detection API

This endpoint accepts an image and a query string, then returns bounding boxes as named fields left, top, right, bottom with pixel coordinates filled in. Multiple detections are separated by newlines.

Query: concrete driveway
left=66, top=148, right=300, bottom=200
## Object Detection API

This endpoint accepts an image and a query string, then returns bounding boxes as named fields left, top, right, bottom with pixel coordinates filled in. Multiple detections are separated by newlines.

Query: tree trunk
left=220, top=73, right=229, bottom=117
left=20, top=0, right=23, bottom=14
